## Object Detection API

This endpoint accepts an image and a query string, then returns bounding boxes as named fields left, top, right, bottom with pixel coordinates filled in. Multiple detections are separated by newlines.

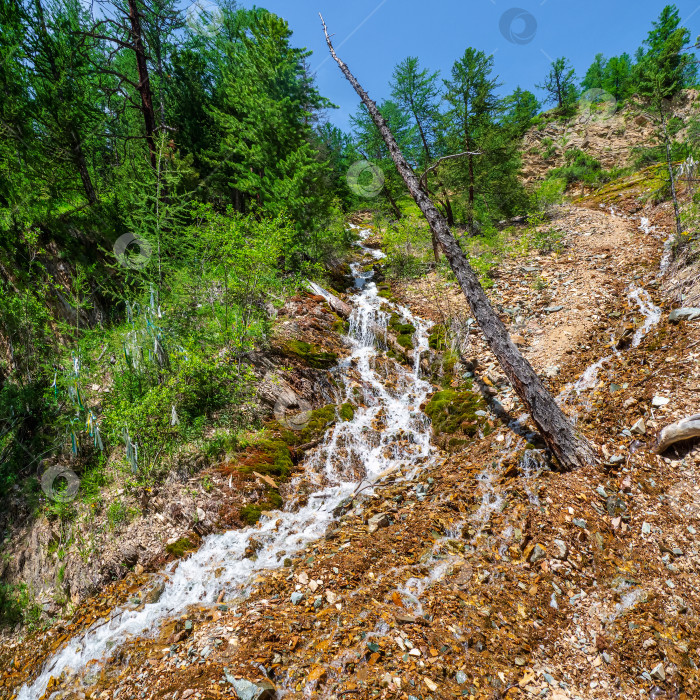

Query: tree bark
left=660, top=108, right=682, bottom=237
left=127, top=0, right=157, bottom=170
left=321, top=16, right=597, bottom=471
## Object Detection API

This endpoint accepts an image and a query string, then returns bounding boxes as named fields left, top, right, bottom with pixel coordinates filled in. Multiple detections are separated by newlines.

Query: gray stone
left=650, top=663, right=666, bottom=681
left=642, top=522, right=652, bottom=535
left=573, top=519, right=587, bottom=529
left=529, top=544, right=547, bottom=563
left=544, top=306, right=564, bottom=313
left=368, top=513, right=390, bottom=534
left=455, top=671, right=467, bottom=684
left=630, top=418, right=646, bottom=436
left=552, top=539, right=569, bottom=560
left=669, top=307, right=700, bottom=323
left=606, top=496, right=627, bottom=517
left=291, top=592, right=304, bottom=605
left=224, top=675, right=276, bottom=700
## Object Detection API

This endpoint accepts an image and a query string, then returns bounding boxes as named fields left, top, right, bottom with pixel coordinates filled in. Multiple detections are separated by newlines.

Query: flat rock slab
left=669, top=307, right=700, bottom=323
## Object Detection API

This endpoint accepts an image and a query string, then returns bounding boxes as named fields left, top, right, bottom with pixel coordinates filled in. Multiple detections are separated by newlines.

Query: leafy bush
left=382, top=217, right=434, bottom=279
left=546, top=148, right=609, bottom=185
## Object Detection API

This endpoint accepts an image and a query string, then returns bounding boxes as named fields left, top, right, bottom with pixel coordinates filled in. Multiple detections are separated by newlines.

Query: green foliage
left=532, top=178, right=566, bottom=211
left=106, top=499, right=134, bottom=531
left=536, top=58, right=578, bottom=111
left=381, top=217, right=433, bottom=278
left=502, top=87, right=540, bottom=137
left=581, top=52, right=634, bottom=101
left=0, top=583, right=42, bottom=628
left=546, top=148, right=612, bottom=186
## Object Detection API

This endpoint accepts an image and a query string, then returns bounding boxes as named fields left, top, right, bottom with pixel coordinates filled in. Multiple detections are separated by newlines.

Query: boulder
left=669, top=307, right=700, bottom=323
left=368, top=513, right=390, bottom=534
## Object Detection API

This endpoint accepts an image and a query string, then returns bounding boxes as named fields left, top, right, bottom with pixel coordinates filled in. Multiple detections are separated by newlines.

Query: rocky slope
left=3, top=199, right=700, bottom=700
left=520, top=89, right=699, bottom=185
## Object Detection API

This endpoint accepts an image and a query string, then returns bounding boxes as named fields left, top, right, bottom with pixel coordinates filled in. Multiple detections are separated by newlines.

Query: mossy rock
left=332, top=314, right=350, bottom=335
left=424, top=389, right=488, bottom=448
left=237, top=439, right=293, bottom=479
left=240, top=505, right=263, bottom=525
left=397, top=334, right=414, bottom=349
left=282, top=402, right=355, bottom=446
left=166, top=537, right=194, bottom=558
left=280, top=340, right=338, bottom=369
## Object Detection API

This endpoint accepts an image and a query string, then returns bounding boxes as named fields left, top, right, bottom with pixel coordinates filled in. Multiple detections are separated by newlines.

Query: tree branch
left=419, top=150, right=481, bottom=190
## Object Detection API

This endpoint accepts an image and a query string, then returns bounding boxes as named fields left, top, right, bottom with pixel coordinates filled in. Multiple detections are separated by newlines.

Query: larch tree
left=443, top=48, right=500, bottom=233
left=536, top=57, right=578, bottom=111
left=391, top=56, right=455, bottom=249
left=321, top=15, right=598, bottom=471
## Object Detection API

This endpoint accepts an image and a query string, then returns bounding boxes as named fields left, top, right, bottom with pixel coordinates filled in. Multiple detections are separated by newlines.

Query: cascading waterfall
left=17, top=229, right=437, bottom=700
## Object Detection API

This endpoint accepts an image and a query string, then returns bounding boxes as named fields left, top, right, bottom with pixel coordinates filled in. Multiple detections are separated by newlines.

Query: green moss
left=339, top=403, right=355, bottom=421
left=397, top=334, right=414, bottom=349
left=424, top=389, right=487, bottom=441
left=238, top=439, right=293, bottom=479
left=442, top=350, right=458, bottom=375
left=281, top=340, right=338, bottom=369
left=267, top=489, right=283, bottom=509
left=282, top=402, right=355, bottom=446
left=240, top=505, right=262, bottom=525
left=166, top=537, right=194, bottom=558
left=332, top=315, right=350, bottom=335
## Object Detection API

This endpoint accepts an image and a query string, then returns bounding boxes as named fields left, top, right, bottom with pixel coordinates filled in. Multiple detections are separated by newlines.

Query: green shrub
left=546, top=148, right=609, bottom=185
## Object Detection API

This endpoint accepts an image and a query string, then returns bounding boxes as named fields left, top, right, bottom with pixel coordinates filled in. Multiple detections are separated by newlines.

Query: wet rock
left=224, top=674, right=276, bottom=700
left=573, top=518, right=588, bottom=529
left=652, top=395, right=670, bottom=407
left=669, top=307, right=700, bottom=323
left=368, top=513, right=390, bottom=533
left=143, top=580, right=166, bottom=605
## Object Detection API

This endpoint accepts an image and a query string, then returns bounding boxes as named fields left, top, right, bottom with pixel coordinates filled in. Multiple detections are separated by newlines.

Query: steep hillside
left=520, top=89, right=699, bottom=185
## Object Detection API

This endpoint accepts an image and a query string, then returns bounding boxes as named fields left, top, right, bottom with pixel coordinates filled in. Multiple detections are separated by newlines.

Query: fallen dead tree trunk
left=655, top=414, right=700, bottom=453
left=320, top=15, right=597, bottom=471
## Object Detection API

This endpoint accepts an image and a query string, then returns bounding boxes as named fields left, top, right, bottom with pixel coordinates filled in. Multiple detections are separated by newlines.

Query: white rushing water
left=18, top=229, right=436, bottom=700
left=558, top=285, right=663, bottom=413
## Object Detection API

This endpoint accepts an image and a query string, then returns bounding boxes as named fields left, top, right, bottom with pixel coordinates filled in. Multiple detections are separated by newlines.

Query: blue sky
left=229, top=0, right=700, bottom=132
